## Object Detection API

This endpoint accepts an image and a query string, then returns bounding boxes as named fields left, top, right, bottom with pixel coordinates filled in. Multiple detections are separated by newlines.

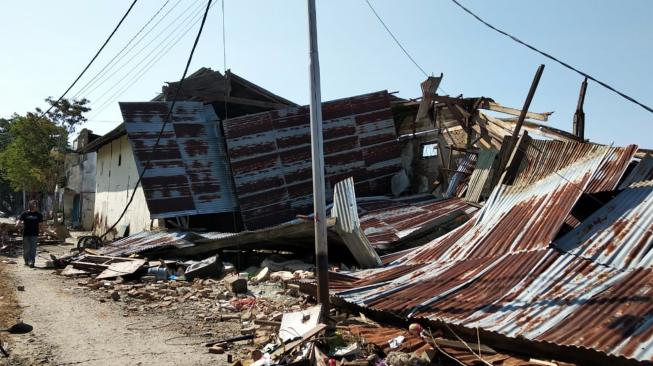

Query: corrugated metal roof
left=331, top=177, right=382, bottom=268
left=445, top=152, right=478, bottom=198
left=357, top=197, right=478, bottom=250
left=515, top=140, right=636, bottom=192
left=464, top=148, right=498, bottom=203
left=97, top=231, right=197, bottom=257
left=619, top=154, right=653, bottom=189
left=331, top=142, right=652, bottom=362
left=397, top=146, right=610, bottom=265
left=120, top=102, right=237, bottom=219
left=554, top=180, right=653, bottom=270
left=222, top=91, right=402, bottom=230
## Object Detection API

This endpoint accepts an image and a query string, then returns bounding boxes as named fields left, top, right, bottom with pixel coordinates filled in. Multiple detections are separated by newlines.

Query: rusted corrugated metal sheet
left=445, top=152, right=478, bottom=198
left=464, top=148, right=498, bottom=203
left=120, top=102, right=237, bottom=218
left=619, top=154, right=653, bottom=189
left=516, top=140, right=636, bottom=192
left=330, top=177, right=382, bottom=268
left=357, top=197, right=478, bottom=250
left=554, top=180, right=653, bottom=270
left=222, top=91, right=402, bottom=229
left=397, top=147, right=609, bottom=265
left=332, top=142, right=653, bottom=363
left=97, top=231, right=197, bottom=257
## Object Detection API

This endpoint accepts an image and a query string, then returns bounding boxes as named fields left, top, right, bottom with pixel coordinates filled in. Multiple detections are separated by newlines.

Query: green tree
left=0, top=98, right=90, bottom=197
left=38, top=97, right=90, bottom=134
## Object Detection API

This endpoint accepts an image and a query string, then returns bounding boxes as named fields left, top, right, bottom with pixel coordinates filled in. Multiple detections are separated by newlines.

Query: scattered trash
left=387, top=335, right=405, bottom=349
left=185, top=255, right=224, bottom=281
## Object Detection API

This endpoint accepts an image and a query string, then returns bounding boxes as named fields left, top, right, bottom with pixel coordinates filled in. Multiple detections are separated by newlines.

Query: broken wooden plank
left=271, top=323, right=327, bottom=358
left=61, top=265, right=90, bottom=277
left=432, top=337, right=497, bottom=355
left=96, top=259, right=146, bottom=279
left=480, top=100, right=552, bottom=121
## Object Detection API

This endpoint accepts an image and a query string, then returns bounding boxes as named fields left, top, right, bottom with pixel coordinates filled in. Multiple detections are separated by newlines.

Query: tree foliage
left=37, top=97, right=90, bottom=134
left=0, top=98, right=90, bottom=197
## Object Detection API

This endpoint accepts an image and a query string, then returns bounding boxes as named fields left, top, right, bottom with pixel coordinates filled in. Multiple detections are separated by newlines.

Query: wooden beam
left=210, top=95, right=289, bottom=110
left=480, top=101, right=552, bottom=122
left=573, top=77, right=588, bottom=140
left=506, top=65, right=545, bottom=160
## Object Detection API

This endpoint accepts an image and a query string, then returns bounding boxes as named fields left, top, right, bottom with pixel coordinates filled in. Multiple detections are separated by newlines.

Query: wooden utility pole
left=509, top=64, right=545, bottom=143
left=500, top=64, right=545, bottom=177
left=307, top=0, right=329, bottom=317
left=573, top=77, right=588, bottom=140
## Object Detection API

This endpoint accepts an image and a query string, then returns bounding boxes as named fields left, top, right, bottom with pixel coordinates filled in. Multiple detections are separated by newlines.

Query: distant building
left=58, top=128, right=99, bottom=230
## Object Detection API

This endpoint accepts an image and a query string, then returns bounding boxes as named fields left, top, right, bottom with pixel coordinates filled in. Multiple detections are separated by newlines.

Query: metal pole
left=307, top=0, right=330, bottom=316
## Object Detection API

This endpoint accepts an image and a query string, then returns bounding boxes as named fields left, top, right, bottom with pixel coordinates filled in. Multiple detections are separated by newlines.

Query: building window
left=118, top=154, right=122, bottom=166
left=420, top=141, right=438, bottom=158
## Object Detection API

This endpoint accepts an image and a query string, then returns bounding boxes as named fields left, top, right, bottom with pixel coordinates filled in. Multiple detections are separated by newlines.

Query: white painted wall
left=93, top=134, right=159, bottom=238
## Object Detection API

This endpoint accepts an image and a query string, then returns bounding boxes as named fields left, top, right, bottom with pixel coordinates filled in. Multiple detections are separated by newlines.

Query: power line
left=89, top=1, right=214, bottom=119
left=88, top=0, right=206, bottom=115
left=72, top=0, right=177, bottom=99
left=84, top=0, right=203, bottom=106
left=450, top=0, right=653, bottom=115
left=364, top=0, right=447, bottom=94
left=102, top=0, right=214, bottom=238
left=37, top=0, right=138, bottom=120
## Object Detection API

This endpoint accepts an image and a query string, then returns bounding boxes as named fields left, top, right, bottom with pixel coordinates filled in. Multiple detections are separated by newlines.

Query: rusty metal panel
left=357, top=197, right=478, bottom=250
left=517, top=140, right=636, bottom=192
left=554, top=180, right=653, bottom=270
left=398, top=145, right=610, bottom=265
left=120, top=102, right=237, bottom=219
left=222, top=91, right=402, bottom=229
left=97, top=231, right=196, bottom=257
left=619, top=154, right=653, bottom=189
left=329, top=142, right=653, bottom=362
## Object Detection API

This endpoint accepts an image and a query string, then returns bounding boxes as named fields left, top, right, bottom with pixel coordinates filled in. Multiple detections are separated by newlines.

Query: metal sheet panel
left=516, top=140, right=636, bottom=192
left=97, top=231, right=196, bottom=257
left=358, top=197, right=478, bottom=249
left=619, top=154, right=653, bottom=189
left=330, top=142, right=653, bottom=362
left=397, top=146, right=609, bottom=265
left=554, top=180, right=653, bottom=270
left=120, top=102, right=237, bottom=218
left=222, top=91, right=402, bottom=229
left=465, top=149, right=498, bottom=203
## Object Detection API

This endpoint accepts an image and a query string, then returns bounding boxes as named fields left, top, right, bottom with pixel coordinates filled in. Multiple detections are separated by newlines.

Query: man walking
left=17, top=200, right=43, bottom=268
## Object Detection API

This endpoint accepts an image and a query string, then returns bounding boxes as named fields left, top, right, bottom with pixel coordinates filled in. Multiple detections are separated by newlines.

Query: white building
left=81, top=68, right=296, bottom=239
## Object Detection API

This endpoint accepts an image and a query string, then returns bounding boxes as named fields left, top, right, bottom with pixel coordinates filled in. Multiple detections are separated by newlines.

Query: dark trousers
left=22, top=236, right=38, bottom=265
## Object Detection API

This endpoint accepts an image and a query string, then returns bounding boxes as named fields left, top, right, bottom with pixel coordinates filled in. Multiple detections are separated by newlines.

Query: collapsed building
left=65, top=67, right=653, bottom=364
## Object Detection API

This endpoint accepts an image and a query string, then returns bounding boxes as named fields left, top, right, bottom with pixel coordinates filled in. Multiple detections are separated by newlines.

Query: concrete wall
left=62, top=151, right=97, bottom=230
left=93, top=135, right=158, bottom=238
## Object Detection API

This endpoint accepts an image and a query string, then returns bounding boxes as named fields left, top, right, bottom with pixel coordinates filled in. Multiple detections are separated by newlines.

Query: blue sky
left=1, top=1, right=651, bottom=148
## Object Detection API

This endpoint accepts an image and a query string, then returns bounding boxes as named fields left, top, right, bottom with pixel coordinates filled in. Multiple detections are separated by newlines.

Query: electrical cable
left=89, top=1, right=215, bottom=119
left=101, top=0, right=213, bottom=239
left=36, top=0, right=138, bottom=121
left=81, top=0, right=197, bottom=103
left=72, top=0, right=178, bottom=100
left=450, top=0, right=653, bottom=115
left=364, top=0, right=447, bottom=94
left=86, top=0, right=205, bottom=111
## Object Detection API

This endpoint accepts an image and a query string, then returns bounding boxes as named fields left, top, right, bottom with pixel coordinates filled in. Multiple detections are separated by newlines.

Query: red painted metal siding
left=223, top=91, right=402, bottom=229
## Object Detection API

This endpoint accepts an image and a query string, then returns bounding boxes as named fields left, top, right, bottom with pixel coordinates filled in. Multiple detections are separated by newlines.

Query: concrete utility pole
left=307, top=0, right=330, bottom=316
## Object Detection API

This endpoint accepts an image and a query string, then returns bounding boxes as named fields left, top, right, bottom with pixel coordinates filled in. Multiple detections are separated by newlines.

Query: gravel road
left=1, top=245, right=231, bottom=366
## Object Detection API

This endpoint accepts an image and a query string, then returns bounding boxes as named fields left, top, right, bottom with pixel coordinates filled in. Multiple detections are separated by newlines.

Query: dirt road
left=1, top=245, right=230, bottom=366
